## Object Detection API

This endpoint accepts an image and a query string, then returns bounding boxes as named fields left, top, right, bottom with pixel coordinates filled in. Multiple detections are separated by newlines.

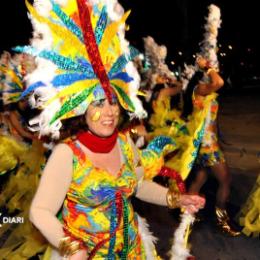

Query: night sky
left=1, top=0, right=259, bottom=72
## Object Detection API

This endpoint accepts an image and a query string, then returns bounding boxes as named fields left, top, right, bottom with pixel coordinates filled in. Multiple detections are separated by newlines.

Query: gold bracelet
left=58, top=236, right=81, bottom=257
left=166, top=190, right=181, bottom=209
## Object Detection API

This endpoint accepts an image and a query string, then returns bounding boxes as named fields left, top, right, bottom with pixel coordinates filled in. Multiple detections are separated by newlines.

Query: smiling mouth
left=101, top=120, right=114, bottom=126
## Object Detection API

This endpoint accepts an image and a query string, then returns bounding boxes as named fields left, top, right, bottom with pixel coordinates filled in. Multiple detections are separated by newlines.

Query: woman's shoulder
left=51, top=142, right=74, bottom=158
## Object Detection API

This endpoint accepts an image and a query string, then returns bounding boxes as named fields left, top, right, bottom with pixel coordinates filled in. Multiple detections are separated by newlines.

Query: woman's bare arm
left=195, top=69, right=224, bottom=96
left=29, top=143, right=73, bottom=247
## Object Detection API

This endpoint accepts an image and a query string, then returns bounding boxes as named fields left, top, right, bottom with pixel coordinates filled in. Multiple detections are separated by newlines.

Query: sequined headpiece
left=15, top=0, right=146, bottom=138
left=0, top=53, right=34, bottom=105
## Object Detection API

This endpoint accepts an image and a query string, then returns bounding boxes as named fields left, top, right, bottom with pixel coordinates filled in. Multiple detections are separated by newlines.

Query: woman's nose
left=103, top=103, right=114, bottom=116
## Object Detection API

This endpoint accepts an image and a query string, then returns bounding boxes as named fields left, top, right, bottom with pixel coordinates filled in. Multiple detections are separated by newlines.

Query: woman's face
left=85, top=97, right=120, bottom=137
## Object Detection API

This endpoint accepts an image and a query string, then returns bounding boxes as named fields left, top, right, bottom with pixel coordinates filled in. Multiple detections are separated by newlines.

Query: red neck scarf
left=77, top=129, right=118, bottom=153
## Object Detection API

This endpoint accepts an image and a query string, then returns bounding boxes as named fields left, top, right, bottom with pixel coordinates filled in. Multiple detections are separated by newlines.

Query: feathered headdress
left=181, top=4, right=221, bottom=89
left=0, top=53, right=35, bottom=105
left=199, top=4, right=221, bottom=70
left=15, top=0, right=146, bottom=138
left=143, top=36, right=176, bottom=90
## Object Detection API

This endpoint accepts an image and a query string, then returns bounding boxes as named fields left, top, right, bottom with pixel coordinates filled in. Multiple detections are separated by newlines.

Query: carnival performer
left=149, top=4, right=240, bottom=236
left=184, top=56, right=240, bottom=236
left=1, top=52, right=38, bottom=142
left=0, top=52, right=36, bottom=174
left=15, top=0, right=205, bottom=259
left=156, top=57, right=239, bottom=237
left=130, top=36, right=182, bottom=147
left=186, top=3, right=241, bottom=236
left=0, top=51, right=47, bottom=258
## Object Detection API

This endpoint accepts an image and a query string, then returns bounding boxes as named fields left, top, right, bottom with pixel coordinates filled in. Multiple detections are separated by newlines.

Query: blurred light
left=247, top=48, right=251, bottom=52
left=178, top=51, right=182, bottom=56
left=228, top=45, right=232, bottom=50
left=175, top=71, right=179, bottom=76
left=219, top=44, right=222, bottom=47
left=171, top=61, right=175, bottom=65
left=240, top=62, right=244, bottom=66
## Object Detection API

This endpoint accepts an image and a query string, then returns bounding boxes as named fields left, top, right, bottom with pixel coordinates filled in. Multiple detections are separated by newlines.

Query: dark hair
left=181, top=70, right=204, bottom=120
left=4, top=100, right=40, bottom=126
left=58, top=115, right=88, bottom=141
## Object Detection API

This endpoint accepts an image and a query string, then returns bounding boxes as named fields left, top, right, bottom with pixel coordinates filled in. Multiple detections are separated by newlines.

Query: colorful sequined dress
left=43, top=133, right=176, bottom=259
left=194, top=93, right=225, bottom=167
left=63, top=133, right=144, bottom=259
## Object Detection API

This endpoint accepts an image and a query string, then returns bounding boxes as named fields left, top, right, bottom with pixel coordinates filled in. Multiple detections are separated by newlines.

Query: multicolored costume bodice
left=61, top=132, right=173, bottom=259
left=149, top=90, right=224, bottom=180
left=193, top=93, right=225, bottom=167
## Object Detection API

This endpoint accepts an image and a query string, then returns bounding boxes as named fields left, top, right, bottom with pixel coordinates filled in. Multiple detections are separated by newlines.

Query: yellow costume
left=149, top=91, right=219, bottom=180
left=239, top=174, right=260, bottom=237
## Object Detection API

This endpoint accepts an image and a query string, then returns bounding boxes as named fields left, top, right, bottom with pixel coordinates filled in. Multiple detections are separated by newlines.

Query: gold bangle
left=58, top=236, right=80, bottom=257
left=166, top=190, right=181, bottom=209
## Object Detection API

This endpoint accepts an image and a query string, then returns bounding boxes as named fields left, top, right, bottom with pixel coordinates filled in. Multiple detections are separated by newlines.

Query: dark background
left=120, top=0, right=260, bottom=87
left=1, top=0, right=259, bottom=87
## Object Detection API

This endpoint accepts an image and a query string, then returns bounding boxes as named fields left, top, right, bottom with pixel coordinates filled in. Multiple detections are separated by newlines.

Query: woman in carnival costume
left=0, top=51, right=40, bottom=175
left=182, top=57, right=241, bottom=237
left=185, top=4, right=241, bottom=236
left=0, top=51, right=47, bottom=259
left=147, top=4, right=240, bottom=237
left=0, top=52, right=38, bottom=142
left=130, top=36, right=183, bottom=148
left=15, top=0, right=205, bottom=259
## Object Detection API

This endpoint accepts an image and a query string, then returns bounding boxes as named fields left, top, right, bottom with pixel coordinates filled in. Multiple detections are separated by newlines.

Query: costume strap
left=64, top=139, right=86, bottom=166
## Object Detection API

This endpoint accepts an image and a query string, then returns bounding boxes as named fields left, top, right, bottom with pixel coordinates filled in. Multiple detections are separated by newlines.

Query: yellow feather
left=25, top=0, right=88, bottom=60
left=46, top=79, right=98, bottom=106
left=45, top=79, right=98, bottom=106
left=111, top=79, right=129, bottom=90
left=62, top=0, right=78, bottom=15
left=6, top=70, right=23, bottom=88
left=99, top=10, right=130, bottom=63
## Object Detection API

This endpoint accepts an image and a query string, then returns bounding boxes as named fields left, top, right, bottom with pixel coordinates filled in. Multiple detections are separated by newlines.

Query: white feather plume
left=54, top=0, right=68, bottom=7
left=143, top=36, right=176, bottom=89
left=33, top=0, right=52, bottom=17
left=28, top=86, right=62, bottom=139
left=126, top=62, right=147, bottom=119
left=181, top=64, right=197, bottom=91
left=169, top=212, right=195, bottom=260
left=137, top=215, right=158, bottom=260
left=200, top=4, right=221, bottom=69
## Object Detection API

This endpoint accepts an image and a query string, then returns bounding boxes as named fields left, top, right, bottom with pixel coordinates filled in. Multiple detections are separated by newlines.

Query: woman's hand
left=69, top=249, right=88, bottom=260
left=196, top=56, right=208, bottom=70
left=179, top=194, right=205, bottom=214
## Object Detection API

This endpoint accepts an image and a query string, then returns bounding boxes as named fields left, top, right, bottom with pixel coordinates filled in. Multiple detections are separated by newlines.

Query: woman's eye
left=92, top=99, right=105, bottom=107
